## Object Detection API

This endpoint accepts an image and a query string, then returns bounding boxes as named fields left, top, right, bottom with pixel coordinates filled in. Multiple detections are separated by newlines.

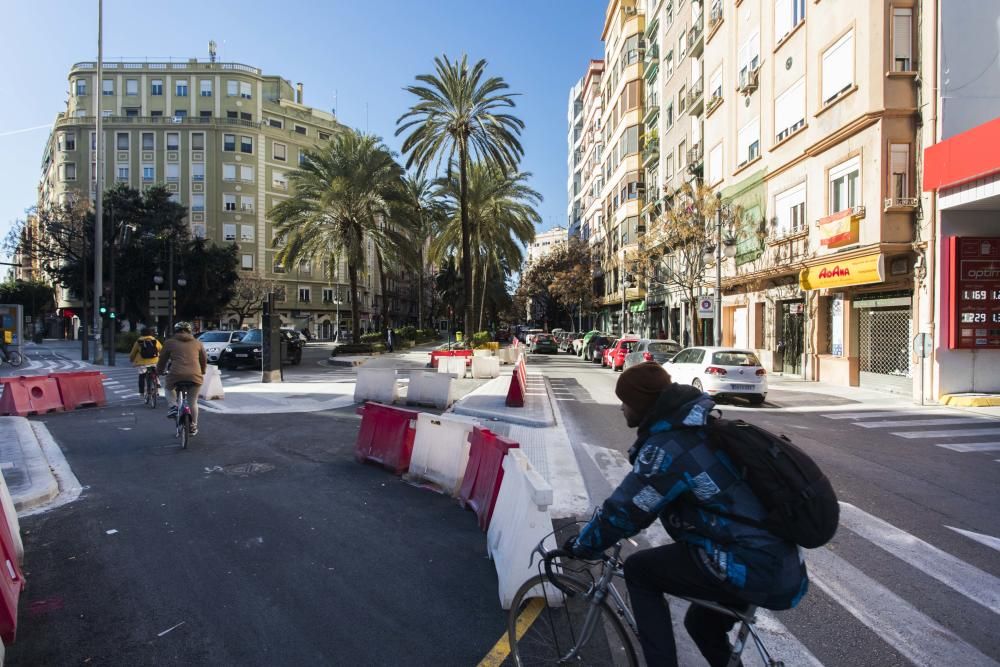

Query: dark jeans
left=624, top=543, right=749, bottom=667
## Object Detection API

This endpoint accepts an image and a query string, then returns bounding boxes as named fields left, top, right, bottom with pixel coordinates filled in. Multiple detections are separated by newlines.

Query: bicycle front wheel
left=7, top=351, right=23, bottom=368
left=508, top=573, right=638, bottom=667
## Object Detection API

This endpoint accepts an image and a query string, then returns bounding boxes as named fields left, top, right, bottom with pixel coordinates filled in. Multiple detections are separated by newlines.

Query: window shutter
left=775, top=78, right=805, bottom=137
left=893, top=9, right=912, bottom=69
left=775, top=0, right=792, bottom=41
left=709, top=144, right=723, bottom=184
left=822, top=31, right=854, bottom=102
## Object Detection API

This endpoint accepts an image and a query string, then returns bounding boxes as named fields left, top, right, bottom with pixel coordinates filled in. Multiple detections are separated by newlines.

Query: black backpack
left=139, top=338, right=158, bottom=359
left=706, top=418, right=839, bottom=548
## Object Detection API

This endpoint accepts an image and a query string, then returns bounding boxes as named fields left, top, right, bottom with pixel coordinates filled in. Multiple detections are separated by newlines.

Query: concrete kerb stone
left=450, top=371, right=554, bottom=428
left=0, top=417, right=59, bottom=513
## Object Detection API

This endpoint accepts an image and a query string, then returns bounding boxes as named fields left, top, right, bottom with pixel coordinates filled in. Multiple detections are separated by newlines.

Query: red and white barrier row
left=0, top=371, right=107, bottom=417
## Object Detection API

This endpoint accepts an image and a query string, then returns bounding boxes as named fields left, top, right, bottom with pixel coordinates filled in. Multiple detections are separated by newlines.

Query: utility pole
left=715, top=202, right=723, bottom=346
left=93, top=0, right=105, bottom=364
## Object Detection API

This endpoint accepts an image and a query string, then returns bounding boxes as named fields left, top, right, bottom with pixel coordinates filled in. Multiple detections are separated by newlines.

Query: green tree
left=397, top=54, right=525, bottom=335
left=226, top=273, right=278, bottom=328
left=174, top=239, right=239, bottom=323
left=517, top=238, right=591, bottom=330
left=0, top=280, right=56, bottom=319
left=268, top=130, right=404, bottom=341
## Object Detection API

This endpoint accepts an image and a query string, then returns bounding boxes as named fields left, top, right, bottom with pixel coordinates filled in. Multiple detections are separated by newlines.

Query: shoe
left=166, top=406, right=178, bottom=419
left=190, top=424, right=198, bottom=436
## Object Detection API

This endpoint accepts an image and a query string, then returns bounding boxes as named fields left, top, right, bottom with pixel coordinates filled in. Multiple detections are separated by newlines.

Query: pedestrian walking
left=386, top=327, right=394, bottom=353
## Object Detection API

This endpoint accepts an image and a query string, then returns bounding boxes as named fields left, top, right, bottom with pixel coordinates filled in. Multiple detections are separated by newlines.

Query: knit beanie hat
left=615, top=362, right=672, bottom=416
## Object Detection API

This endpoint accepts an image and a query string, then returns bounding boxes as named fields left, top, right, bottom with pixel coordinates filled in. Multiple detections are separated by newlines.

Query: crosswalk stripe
left=854, top=418, right=988, bottom=428
left=936, top=442, right=1000, bottom=452
left=946, top=526, right=1000, bottom=553
left=823, top=411, right=920, bottom=420
left=893, top=427, right=1000, bottom=439
left=806, top=546, right=1000, bottom=667
left=838, top=503, right=1000, bottom=615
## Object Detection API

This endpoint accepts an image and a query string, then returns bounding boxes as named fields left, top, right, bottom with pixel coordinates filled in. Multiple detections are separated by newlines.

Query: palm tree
left=397, top=54, right=525, bottom=335
left=268, top=131, right=403, bottom=341
left=392, top=173, right=447, bottom=329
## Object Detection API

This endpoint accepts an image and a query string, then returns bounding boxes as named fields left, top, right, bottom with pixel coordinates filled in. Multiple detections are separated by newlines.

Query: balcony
left=643, top=98, right=660, bottom=125
left=708, top=1, right=723, bottom=35
left=686, top=77, right=705, bottom=116
left=688, top=17, right=705, bottom=58
left=706, top=92, right=723, bottom=115
left=644, top=15, right=659, bottom=40
left=884, top=197, right=919, bottom=211
left=686, top=142, right=704, bottom=171
left=644, top=49, right=659, bottom=82
left=642, top=136, right=660, bottom=168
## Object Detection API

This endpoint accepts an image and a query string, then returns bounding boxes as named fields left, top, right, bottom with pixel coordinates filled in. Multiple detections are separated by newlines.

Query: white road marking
left=838, top=503, right=1000, bottom=614
left=893, top=428, right=1000, bottom=439
left=936, top=442, right=1000, bottom=452
left=854, top=418, right=988, bottom=428
left=823, top=411, right=923, bottom=420
left=806, top=546, right=1000, bottom=667
left=946, top=526, right=1000, bottom=553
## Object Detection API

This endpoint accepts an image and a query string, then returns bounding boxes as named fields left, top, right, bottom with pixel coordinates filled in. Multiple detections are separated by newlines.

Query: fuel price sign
left=949, top=237, right=1000, bottom=349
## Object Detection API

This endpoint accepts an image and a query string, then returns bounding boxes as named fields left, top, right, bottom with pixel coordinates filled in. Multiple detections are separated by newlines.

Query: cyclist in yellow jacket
left=128, top=327, right=162, bottom=396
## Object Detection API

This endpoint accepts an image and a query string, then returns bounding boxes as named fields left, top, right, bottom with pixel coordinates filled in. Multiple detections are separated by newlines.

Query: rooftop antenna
left=208, top=40, right=217, bottom=63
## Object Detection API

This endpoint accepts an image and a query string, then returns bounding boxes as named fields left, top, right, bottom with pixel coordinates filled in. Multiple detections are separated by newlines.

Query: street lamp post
left=93, top=0, right=105, bottom=364
left=703, top=194, right=738, bottom=346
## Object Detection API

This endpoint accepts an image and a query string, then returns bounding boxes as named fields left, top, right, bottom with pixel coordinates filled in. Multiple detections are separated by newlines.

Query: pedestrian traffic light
left=99, top=296, right=107, bottom=316
left=109, top=309, right=116, bottom=320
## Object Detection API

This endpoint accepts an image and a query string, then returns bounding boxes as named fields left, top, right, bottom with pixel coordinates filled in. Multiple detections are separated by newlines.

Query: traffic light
left=99, top=296, right=108, bottom=316
left=109, top=309, right=116, bottom=320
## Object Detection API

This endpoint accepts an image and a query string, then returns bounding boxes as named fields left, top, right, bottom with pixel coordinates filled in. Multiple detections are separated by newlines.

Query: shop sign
left=948, top=237, right=1000, bottom=349
left=799, top=253, right=885, bottom=291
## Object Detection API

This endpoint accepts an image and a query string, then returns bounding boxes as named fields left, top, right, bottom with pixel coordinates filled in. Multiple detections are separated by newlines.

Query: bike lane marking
left=476, top=597, right=543, bottom=667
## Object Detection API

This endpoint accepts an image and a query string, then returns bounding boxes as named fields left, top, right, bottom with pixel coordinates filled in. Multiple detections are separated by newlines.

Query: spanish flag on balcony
left=818, top=209, right=857, bottom=248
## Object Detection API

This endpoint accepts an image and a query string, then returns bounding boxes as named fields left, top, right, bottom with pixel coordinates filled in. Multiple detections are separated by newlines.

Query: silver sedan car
left=622, top=339, right=681, bottom=371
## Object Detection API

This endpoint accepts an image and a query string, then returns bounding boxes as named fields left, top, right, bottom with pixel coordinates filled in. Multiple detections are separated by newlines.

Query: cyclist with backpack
left=156, top=322, right=207, bottom=436
left=128, top=327, right=162, bottom=395
left=565, top=362, right=823, bottom=667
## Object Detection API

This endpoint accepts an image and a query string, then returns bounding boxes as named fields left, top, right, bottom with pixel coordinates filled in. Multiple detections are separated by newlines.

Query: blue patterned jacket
left=575, top=384, right=809, bottom=610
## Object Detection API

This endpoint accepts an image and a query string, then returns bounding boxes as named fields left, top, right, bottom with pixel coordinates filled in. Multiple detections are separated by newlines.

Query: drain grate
left=221, top=462, right=275, bottom=477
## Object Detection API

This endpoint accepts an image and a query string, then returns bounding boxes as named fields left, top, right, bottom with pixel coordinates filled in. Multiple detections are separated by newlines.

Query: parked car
left=529, top=333, right=560, bottom=354
left=664, top=346, right=767, bottom=404
left=524, top=329, right=545, bottom=346
left=623, top=338, right=681, bottom=371
left=217, top=328, right=304, bottom=370
left=606, top=337, right=640, bottom=371
left=559, top=333, right=582, bottom=353
left=601, top=339, right=620, bottom=367
left=199, top=330, right=246, bottom=363
left=495, top=329, right=512, bottom=343
left=580, top=330, right=606, bottom=358
left=282, top=327, right=309, bottom=343
left=587, top=336, right=612, bottom=363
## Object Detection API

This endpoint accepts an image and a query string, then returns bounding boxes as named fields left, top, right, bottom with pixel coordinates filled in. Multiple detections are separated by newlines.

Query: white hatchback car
left=664, top=346, right=767, bottom=405
left=198, top=330, right=246, bottom=363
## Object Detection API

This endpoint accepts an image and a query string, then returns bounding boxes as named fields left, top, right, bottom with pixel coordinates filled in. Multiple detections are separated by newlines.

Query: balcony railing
left=642, top=137, right=660, bottom=167
left=686, top=77, right=705, bottom=115
left=72, top=60, right=261, bottom=75
left=688, top=17, right=705, bottom=58
left=56, top=114, right=261, bottom=130
left=686, top=142, right=704, bottom=167
left=885, top=197, right=919, bottom=209
left=709, top=2, right=723, bottom=31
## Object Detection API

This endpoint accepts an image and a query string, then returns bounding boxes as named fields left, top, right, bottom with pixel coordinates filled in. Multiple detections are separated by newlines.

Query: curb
left=7, top=418, right=59, bottom=513
left=940, top=393, right=1000, bottom=407
left=326, top=357, right=371, bottom=367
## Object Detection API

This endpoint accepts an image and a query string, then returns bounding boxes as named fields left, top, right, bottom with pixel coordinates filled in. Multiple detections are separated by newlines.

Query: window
left=61, top=132, right=76, bottom=151
left=191, top=194, right=205, bottom=212
left=175, top=80, right=189, bottom=97
left=267, top=118, right=283, bottom=129
left=319, top=132, right=330, bottom=141
left=142, top=164, right=154, bottom=181
left=60, top=163, right=77, bottom=181
left=738, top=32, right=761, bottom=88
left=240, top=165, right=254, bottom=182
left=774, top=77, right=805, bottom=141
left=125, top=79, right=138, bottom=96
left=298, top=150, right=307, bottom=165
left=227, top=80, right=238, bottom=97
left=294, top=124, right=307, bottom=135
left=273, top=261, right=286, bottom=274
left=200, top=80, right=212, bottom=97
left=173, top=109, right=187, bottom=118
left=709, top=67, right=723, bottom=102
left=774, top=183, right=806, bottom=236
left=240, top=136, right=253, bottom=154
left=113, top=132, right=128, bottom=151
left=738, top=117, right=760, bottom=165
left=224, top=194, right=237, bottom=211
left=664, top=151, right=674, bottom=179
left=273, top=170, right=288, bottom=190
left=678, top=32, right=687, bottom=60
left=166, top=163, right=179, bottom=181
left=618, top=125, right=639, bottom=159
left=889, top=144, right=910, bottom=198
left=227, top=111, right=239, bottom=119
left=298, top=287, right=311, bottom=303
left=240, top=112, right=252, bottom=122
left=892, top=8, right=913, bottom=71
left=166, top=132, right=179, bottom=150
left=223, top=134, right=236, bottom=151
left=151, top=79, right=163, bottom=96
left=117, top=166, right=129, bottom=180
left=224, top=224, right=237, bottom=241
left=240, top=195, right=254, bottom=211
left=102, top=79, right=114, bottom=96
left=223, top=164, right=237, bottom=181
left=124, top=107, right=140, bottom=117
left=678, top=139, right=687, bottom=169
left=323, top=288, right=335, bottom=303
left=665, top=49, right=674, bottom=78
left=141, top=132, right=154, bottom=150
left=192, top=163, right=205, bottom=181
left=822, top=31, right=854, bottom=104
left=151, top=110, right=163, bottom=118
left=239, top=81, right=252, bottom=99
left=169, top=193, right=180, bottom=204
left=829, top=156, right=860, bottom=213
left=193, top=224, right=206, bottom=240
left=191, top=133, right=205, bottom=151
left=240, top=225, right=255, bottom=242
left=708, top=143, right=723, bottom=184
left=241, top=254, right=254, bottom=270
left=775, top=0, right=805, bottom=43
left=75, top=79, right=87, bottom=96
left=665, top=102, right=674, bottom=127
left=274, top=142, right=287, bottom=161
left=199, top=110, right=212, bottom=119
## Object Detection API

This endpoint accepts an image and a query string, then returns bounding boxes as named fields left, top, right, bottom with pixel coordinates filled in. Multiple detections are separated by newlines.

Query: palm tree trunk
left=478, top=256, right=488, bottom=332
left=417, top=245, right=424, bottom=329
left=348, top=263, right=360, bottom=341
left=376, top=247, right=390, bottom=334
left=459, top=142, right=473, bottom=338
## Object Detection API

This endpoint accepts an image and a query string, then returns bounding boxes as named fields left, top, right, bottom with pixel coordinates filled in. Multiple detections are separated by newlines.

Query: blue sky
left=0, top=0, right=606, bottom=261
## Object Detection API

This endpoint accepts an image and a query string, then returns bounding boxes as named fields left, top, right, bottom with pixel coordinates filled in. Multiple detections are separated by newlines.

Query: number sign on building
left=949, top=237, right=1000, bottom=349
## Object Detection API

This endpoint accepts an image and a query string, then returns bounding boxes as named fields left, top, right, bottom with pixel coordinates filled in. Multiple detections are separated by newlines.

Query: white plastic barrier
left=471, top=356, right=501, bottom=379
left=354, top=367, right=399, bottom=404
left=488, top=448, right=557, bottom=609
left=202, top=364, right=225, bottom=400
left=437, top=356, right=466, bottom=378
left=496, top=347, right=514, bottom=364
left=473, top=349, right=493, bottom=358
left=406, top=372, right=455, bottom=409
left=405, top=412, right=480, bottom=495
left=0, top=469, right=22, bottom=565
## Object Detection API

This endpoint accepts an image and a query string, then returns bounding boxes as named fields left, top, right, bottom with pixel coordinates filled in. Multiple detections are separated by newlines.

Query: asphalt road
left=528, top=351, right=1000, bottom=667
left=8, top=405, right=506, bottom=666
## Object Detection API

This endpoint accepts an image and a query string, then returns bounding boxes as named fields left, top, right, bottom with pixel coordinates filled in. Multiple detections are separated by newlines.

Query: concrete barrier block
left=354, top=368, right=399, bottom=404
left=406, top=372, right=454, bottom=409
left=203, top=364, right=225, bottom=400
left=406, top=412, right=480, bottom=495
left=471, top=356, right=500, bottom=379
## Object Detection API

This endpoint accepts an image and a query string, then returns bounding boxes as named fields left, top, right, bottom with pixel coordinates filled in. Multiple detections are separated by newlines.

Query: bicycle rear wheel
left=508, top=573, right=638, bottom=667
left=148, top=374, right=158, bottom=409
left=179, top=413, right=190, bottom=449
left=7, top=351, right=23, bottom=368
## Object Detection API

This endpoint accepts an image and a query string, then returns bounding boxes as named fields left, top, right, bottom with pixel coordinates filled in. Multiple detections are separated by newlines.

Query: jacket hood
left=174, top=332, right=196, bottom=342
left=637, top=383, right=714, bottom=435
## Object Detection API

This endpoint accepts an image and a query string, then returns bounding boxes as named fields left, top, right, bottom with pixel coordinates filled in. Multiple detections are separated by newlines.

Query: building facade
left=525, top=226, right=569, bottom=267
left=38, top=57, right=422, bottom=338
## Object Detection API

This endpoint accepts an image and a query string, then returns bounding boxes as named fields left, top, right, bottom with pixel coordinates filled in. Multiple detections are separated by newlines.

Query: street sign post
left=697, top=297, right=715, bottom=319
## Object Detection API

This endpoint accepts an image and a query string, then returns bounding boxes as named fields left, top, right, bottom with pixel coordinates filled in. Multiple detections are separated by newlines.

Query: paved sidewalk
left=0, top=417, right=75, bottom=512
left=451, top=370, right=554, bottom=427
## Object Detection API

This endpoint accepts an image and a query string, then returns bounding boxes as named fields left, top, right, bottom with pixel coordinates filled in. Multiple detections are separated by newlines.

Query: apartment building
left=696, top=0, right=926, bottom=395
left=38, top=57, right=420, bottom=338
left=579, top=60, right=606, bottom=248
left=525, top=226, right=569, bottom=267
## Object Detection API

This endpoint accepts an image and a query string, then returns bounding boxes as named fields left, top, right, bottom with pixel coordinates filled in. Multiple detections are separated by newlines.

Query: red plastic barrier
left=354, top=402, right=420, bottom=474
left=459, top=427, right=519, bottom=531
left=429, top=350, right=454, bottom=368
left=0, top=497, right=24, bottom=644
left=0, top=376, right=64, bottom=417
left=453, top=349, right=474, bottom=367
left=52, top=371, right=107, bottom=411
left=505, top=354, right=528, bottom=408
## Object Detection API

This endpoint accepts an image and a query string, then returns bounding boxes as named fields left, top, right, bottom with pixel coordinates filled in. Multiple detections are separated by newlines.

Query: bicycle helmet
left=174, top=321, right=193, bottom=333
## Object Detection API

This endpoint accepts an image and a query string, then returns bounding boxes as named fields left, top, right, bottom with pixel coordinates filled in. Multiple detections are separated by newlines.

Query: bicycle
left=140, top=366, right=159, bottom=409
left=172, top=381, right=196, bottom=449
left=0, top=347, right=24, bottom=369
left=506, top=529, right=784, bottom=667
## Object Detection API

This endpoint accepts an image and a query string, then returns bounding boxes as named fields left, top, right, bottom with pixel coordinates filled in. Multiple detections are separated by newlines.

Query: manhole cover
left=221, top=462, right=275, bottom=477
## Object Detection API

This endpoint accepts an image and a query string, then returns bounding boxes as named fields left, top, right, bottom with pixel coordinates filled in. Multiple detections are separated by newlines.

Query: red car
left=601, top=339, right=620, bottom=367
left=607, top=337, right=640, bottom=371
